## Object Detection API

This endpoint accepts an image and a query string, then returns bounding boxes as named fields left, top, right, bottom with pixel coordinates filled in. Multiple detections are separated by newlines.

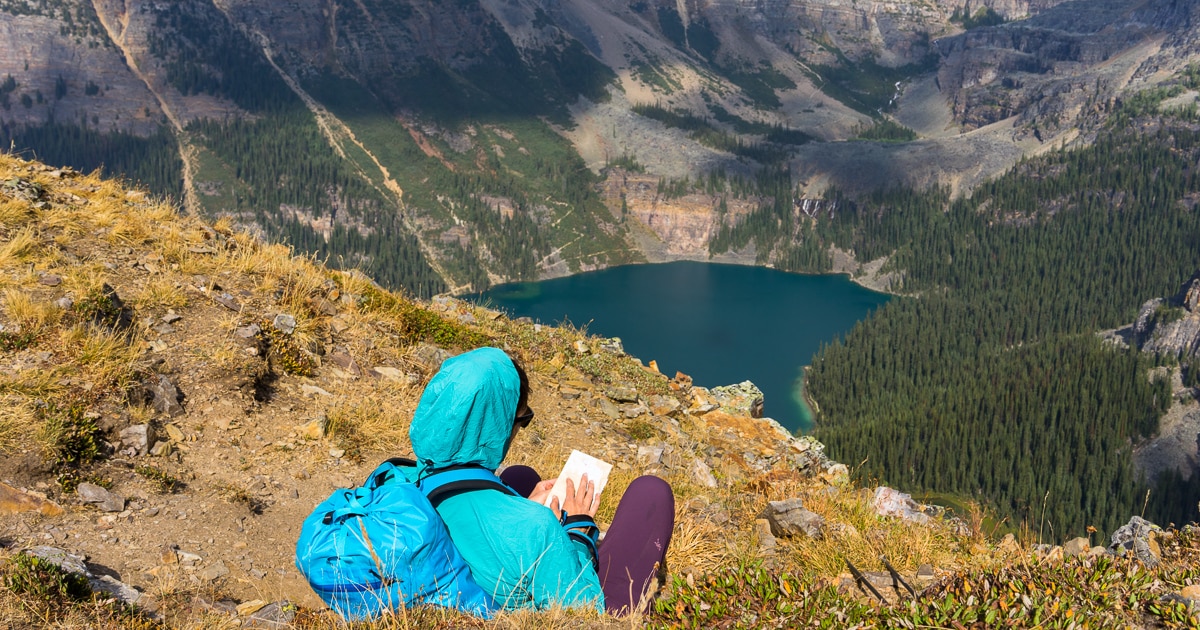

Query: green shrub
left=135, top=464, right=182, bottom=493
left=4, top=554, right=91, bottom=603
left=38, top=402, right=103, bottom=471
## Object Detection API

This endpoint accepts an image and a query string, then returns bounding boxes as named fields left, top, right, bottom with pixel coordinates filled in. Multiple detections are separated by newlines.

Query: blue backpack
left=294, top=457, right=517, bottom=620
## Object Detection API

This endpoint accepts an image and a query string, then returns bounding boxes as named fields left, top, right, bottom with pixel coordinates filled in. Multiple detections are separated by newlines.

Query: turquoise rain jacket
left=408, top=347, right=604, bottom=612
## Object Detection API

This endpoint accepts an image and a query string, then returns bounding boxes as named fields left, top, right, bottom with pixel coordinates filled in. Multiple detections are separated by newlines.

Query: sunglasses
left=514, top=408, right=535, bottom=428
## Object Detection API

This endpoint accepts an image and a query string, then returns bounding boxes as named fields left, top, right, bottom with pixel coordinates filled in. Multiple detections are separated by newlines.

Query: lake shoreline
left=474, top=261, right=891, bottom=432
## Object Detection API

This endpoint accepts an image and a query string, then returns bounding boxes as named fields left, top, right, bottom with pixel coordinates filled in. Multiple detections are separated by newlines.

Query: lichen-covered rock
left=1110, top=515, right=1163, bottom=567
left=711, top=381, right=764, bottom=418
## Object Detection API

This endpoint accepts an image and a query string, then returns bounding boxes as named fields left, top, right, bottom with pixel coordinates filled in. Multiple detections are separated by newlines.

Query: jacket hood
left=409, top=347, right=519, bottom=471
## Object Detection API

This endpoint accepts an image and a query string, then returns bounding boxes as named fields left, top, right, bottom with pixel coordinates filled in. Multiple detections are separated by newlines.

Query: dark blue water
left=475, top=262, right=890, bottom=433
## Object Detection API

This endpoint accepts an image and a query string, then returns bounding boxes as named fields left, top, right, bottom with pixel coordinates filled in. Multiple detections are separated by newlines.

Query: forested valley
left=736, top=92, right=1200, bottom=540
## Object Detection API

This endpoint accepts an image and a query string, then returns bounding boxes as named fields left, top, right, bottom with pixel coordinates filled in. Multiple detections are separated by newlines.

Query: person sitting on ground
left=408, top=346, right=675, bottom=615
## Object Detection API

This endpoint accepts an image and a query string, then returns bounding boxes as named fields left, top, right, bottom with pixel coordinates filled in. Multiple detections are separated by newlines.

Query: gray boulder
left=76, top=482, right=125, bottom=512
left=711, top=381, right=765, bottom=418
left=119, top=424, right=155, bottom=456
left=23, top=547, right=144, bottom=607
left=148, top=375, right=184, bottom=417
left=763, top=498, right=826, bottom=539
left=1110, top=516, right=1162, bottom=567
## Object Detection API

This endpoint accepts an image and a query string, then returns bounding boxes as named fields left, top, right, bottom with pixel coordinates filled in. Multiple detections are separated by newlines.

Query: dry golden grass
left=0, top=366, right=62, bottom=399
left=57, top=324, right=142, bottom=393
left=0, top=396, right=37, bottom=454
left=782, top=481, right=967, bottom=578
left=0, top=197, right=36, bottom=226
left=2, top=288, right=63, bottom=334
left=131, top=276, right=189, bottom=311
left=0, top=225, right=40, bottom=268
left=666, top=510, right=734, bottom=575
left=325, top=393, right=419, bottom=453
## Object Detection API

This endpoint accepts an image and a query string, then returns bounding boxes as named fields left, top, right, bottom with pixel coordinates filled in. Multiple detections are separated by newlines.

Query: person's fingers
left=550, top=496, right=560, bottom=514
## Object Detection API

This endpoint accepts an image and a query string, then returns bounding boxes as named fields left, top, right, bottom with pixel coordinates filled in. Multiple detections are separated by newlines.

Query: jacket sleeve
left=438, top=492, right=605, bottom=612
left=524, top=515, right=605, bottom=612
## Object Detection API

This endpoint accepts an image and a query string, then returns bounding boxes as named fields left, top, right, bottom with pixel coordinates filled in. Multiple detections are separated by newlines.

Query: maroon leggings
left=499, top=465, right=675, bottom=615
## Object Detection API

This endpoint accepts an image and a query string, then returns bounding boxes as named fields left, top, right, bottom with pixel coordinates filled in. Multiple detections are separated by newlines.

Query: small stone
left=315, top=299, right=338, bottom=316
left=149, top=441, right=172, bottom=457
left=754, top=518, right=777, bottom=553
left=326, top=352, right=361, bottom=376
left=763, top=498, right=825, bottom=539
left=648, top=395, right=681, bottom=416
left=272, top=314, right=296, bottom=335
left=148, top=375, right=185, bottom=417
left=120, top=424, right=154, bottom=455
left=148, top=340, right=169, bottom=353
left=329, top=317, right=350, bottom=334
left=213, top=293, right=241, bottom=311
left=162, top=312, right=183, bottom=324
left=237, top=599, right=268, bottom=616
left=329, top=448, right=345, bottom=459
left=637, top=444, right=665, bottom=465
left=559, top=387, right=582, bottom=400
left=573, top=340, right=590, bottom=355
left=160, top=546, right=179, bottom=564
left=998, top=533, right=1022, bottom=556
left=1041, top=545, right=1065, bottom=562
left=245, top=602, right=296, bottom=629
left=605, top=386, right=639, bottom=403
left=235, top=324, right=261, bottom=339
left=199, top=561, right=229, bottom=582
left=143, top=565, right=172, bottom=579
left=690, top=459, right=717, bottom=489
left=301, top=385, right=332, bottom=397
left=178, top=551, right=202, bottom=565
left=76, top=482, right=111, bottom=504
left=0, top=482, right=63, bottom=517
left=1063, top=537, right=1091, bottom=557
left=1182, top=584, right=1200, bottom=601
left=821, top=463, right=850, bottom=484
left=152, top=323, right=175, bottom=335
left=39, top=273, right=62, bottom=286
left=916, top=564, right=935, bottom=581
left=296, top=415, right=327, bottom=440
left=596, top=399, right=621, bottom=419
left=371, top=366, right=406, bottom=380
left=621, top=403, right=649, bottom=418
left=250, top=569, right=267, bottom=579
left=54, top=296, right=74, bottom=310
left=1087, top=545, right=1107, bottom=557
left=165, top=424, right=185, bottom=442
left=598, top=337, right=625, bottom=355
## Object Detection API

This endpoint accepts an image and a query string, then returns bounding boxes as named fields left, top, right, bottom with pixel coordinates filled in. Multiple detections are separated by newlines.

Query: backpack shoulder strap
left=419, top=466, right=518, bottom=507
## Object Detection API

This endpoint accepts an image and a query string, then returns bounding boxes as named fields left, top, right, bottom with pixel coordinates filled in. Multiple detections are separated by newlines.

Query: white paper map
left=543, top=450, right=612, bottom=509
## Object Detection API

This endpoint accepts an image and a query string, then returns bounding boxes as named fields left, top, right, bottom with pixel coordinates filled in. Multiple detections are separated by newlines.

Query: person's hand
left=549, top=473, right=598, bottom=518
left=526, top=479, right=556, bottom=506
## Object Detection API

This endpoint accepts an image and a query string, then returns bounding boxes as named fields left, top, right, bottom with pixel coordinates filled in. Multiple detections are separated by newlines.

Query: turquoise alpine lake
left=473, top=261, right=890, bottom=434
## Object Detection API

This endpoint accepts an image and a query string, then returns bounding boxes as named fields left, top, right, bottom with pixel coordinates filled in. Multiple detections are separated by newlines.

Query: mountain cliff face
left=1133, top=272, right=1200, bottom=360
left=1, top=0, right=1198, bottom=294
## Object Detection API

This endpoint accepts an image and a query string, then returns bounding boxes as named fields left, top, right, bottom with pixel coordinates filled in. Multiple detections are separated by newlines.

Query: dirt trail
left=90, top=0, right=201, bottom=216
